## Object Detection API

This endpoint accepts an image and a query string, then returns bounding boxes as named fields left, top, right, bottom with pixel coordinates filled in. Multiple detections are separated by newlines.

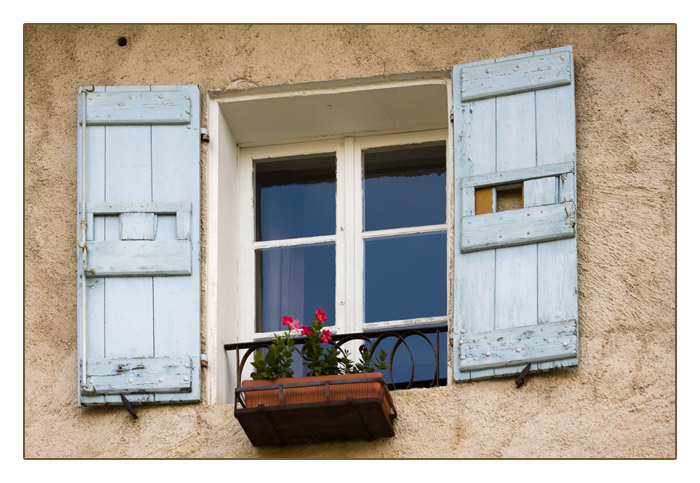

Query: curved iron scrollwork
left=224, top=324, right=447, bottom=391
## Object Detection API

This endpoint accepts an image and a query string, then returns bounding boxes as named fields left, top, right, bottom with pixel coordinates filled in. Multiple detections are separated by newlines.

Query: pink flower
left=282, top=316, right=299, bottom=331
left=315, top=308, right=327, bottom=323
left=301, top=325, right=313, bottom=337
left=321, top=329, right=332, bottom=344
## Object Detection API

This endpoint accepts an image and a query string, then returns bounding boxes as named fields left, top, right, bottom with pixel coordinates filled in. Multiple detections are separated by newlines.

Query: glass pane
left=364, top=232, right=446, bottom=323
left=371, top=328, right=447, bottom=388
left=256, top=153, right=336, bottom=241
left=363, top=143, right=445, bottom=231
left=256, top=243, right=335, bottom=333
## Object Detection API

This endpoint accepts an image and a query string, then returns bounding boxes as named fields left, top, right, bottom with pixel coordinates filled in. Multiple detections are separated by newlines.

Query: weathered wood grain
left=461, top=203, right=574, bottom=253
left=86, top=240, right=191, bottom=276
left=459, top=319, right=577, bottom=372
left=151, top=84, right=202, bottom=403
left=460, top=51, right=572, bottom=102
left=80, top=356, right=193, bottom=394
left=81, top=91, right=191, bottom=125
left=462, top=161, right=573, bottom=189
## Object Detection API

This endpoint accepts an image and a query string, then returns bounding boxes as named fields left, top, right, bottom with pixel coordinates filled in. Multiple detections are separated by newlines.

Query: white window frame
left=206, top=75, right=455, bottom=404
left=238, top=130, right=448, bottom=344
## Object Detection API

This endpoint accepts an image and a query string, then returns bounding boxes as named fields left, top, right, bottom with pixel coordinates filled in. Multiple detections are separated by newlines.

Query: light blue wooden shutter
left=452, top=47, right=578, bottom=381
left=77, top=85, right=201, bottom=405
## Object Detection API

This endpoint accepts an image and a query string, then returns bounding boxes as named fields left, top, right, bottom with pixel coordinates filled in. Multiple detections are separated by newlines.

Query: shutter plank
left=84, top=91, right=191, bottom=125
left=491, top=57, right=539, bottom=377
left=461, top=51, right=572, bottom=102
left=151, top=85, right=201, bottom=403
left=494, top=90, right=537, bottom=343
left=459, top=320, right=577, bottom=372
left=87, top=240, right=191, bottom=276
left=535, top=46, right=578, bottom=372
left=461, top=161, right=573, bottom=188
left=461, top=203, right=574, bottom=252
left=453, top=77, right=498, bottom=379
left=103, top=86, right=155, bottom=404
left=81, top=357, right=193, bottom=395
left=78, top=87, right=107, bottom=405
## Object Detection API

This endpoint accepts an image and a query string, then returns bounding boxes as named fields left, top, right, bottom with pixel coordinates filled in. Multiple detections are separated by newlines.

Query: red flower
left=321, top=329, right=332, bottom=344
left=315, top=308, right=327, bottom=323
left=282, top=315, right=293, bottom=326
left=301, top=325, right=313, bottom=336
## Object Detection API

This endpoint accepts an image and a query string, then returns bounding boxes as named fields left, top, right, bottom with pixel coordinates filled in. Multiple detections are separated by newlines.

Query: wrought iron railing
left=224, top=323, right=447, bottom=392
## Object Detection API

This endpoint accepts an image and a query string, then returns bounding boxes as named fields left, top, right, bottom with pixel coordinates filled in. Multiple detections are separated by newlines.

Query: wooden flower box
left=234, top=372, right=397, bottom=447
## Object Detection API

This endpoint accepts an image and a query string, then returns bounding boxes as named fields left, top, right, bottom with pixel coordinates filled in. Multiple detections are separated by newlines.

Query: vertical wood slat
left=493, top=86, right=538, bottom=377
left=79, top=86, right=107, bottom=405
left=103, top=85, right=155, bottom=404
left=151, top=85, right=201, bottom=403
left=534, top=46, right=578, bottom=371
left=453, top=54, right=497, bottom=380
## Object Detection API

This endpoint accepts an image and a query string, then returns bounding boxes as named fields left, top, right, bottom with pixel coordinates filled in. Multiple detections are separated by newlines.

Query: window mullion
left=341, top=137, right=355, bottom=334
left=352, top=137, right=365, bottom=334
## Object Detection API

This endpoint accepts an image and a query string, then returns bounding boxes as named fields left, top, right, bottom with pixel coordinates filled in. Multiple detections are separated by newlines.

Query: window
left=235, top=131, right=448, bottom=387
left=208, top=48, right=578, bottom=403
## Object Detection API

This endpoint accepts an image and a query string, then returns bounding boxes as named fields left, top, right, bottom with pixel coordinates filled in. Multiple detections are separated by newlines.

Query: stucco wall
left=23, top=24, right=676, bottom=458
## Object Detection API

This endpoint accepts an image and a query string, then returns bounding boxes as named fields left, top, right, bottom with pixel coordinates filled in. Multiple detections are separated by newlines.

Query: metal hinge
left=200, top=128, right=209, bottom=143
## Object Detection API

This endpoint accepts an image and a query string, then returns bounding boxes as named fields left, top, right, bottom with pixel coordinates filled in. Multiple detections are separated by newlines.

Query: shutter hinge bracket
left=200, top=128, right=209, bottom=143
left=200, top=353, right=208, bottom=368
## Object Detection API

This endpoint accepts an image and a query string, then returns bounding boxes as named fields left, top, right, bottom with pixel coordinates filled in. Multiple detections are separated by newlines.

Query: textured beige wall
left=23, top=24, right=676, bottom=458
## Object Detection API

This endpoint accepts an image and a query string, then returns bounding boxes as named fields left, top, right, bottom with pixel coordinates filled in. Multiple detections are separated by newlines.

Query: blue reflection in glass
left=256, top=154, right=336, bottom=241
left=364, top=232, right=446, bottom=323
left=370, top=328, right=447, bottom=388
left=364, top=143, right=445, bottom=231
left=256, top=243, right=335, bottom=333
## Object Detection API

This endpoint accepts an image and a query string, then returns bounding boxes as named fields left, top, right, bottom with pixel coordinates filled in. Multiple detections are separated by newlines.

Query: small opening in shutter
left=475, top=183, right=523, bottom=214
left=496, top=184, right=523, bottom=212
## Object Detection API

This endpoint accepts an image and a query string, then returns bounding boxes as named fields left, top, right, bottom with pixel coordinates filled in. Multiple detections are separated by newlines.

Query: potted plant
left=234, top=308, right=398, bottom=446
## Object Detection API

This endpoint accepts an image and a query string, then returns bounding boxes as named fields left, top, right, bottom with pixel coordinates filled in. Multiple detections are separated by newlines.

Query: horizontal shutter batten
left=86, top=240, right=192, bottom=276
left=461, top=203, right=574, bottom=253
left=80, top=356, right=194, bottom=394
left=460, top=51, right=572, bottom=102
left=458, top=320, right=577, bottom=372
left=81, top=91, right=192, bottom=125
left=460, top=161, right=573, bottom=189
